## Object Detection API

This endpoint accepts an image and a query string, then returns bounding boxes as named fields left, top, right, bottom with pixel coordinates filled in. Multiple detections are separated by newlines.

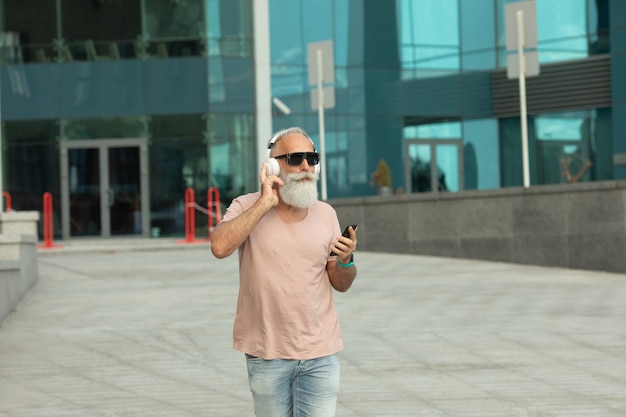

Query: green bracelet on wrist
left=336, top=253, right=355, bottom=268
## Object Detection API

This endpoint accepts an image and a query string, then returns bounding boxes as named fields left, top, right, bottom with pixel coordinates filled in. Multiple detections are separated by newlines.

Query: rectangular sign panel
left=310, top=86, right=335, bottom=110
left=505, top=1, right=538, bottom=51
left=308, top=40, right=335, bottom=85
left=507, top=51, right=540, bottom=79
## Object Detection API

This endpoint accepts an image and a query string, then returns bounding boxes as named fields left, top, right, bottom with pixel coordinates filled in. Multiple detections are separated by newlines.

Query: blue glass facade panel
left=610, top=0, right=626, bottom=178
left=613, top=53, right=626, bottom=103
left=364, top=69, right=401, bottom=115
left=342, top=68, right=366, bottom=113
left=59, top=62, right=143, bottom=118
left=497, top=0, right=595, bottom=66
left=272, top=66, right=308, bottom=100
left=460, top=0, right=496, bottom=70
left=1, top=59, right=216, bottom=120
left=269, top=0, right=305, bottom=66
left=265, top=0, right=625, bottom=196
left=615, top=26, right=626, bottom=53
left=1, top=64, right=59, bottom=120
left=537, top=1, right=587, bottom=42
left=613, top=102, right=626, bottom=154
left=302, top=0, right=334, bottom=45
left=144, top=57, right=208, bottom=115
left=337, top=85, right=366, bottom=116
left=333, top=1, right=350, bottom=68
left=463, top=119, right=500, bottom=190
left=398, top=0, right=459, bottom=72
left=208, top=58, right=254, bottom=113
left=610, top=0, right=626, bottom=39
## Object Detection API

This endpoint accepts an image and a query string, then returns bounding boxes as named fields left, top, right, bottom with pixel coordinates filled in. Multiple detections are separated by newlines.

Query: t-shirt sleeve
left=222, top=192, right=260, bottom=222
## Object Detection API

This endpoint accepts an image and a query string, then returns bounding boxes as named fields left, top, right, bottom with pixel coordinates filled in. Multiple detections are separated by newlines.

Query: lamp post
left=308, top=40, right=335, bottom=201
left=505, top=0, right=539, bottom=188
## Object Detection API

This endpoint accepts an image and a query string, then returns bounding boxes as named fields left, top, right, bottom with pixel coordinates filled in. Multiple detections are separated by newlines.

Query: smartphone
left=330, top=224, right=357, bottom=256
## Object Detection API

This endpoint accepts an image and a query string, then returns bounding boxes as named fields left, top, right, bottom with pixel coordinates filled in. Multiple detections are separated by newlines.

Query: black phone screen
left=330, top=224, right=357, bottom=256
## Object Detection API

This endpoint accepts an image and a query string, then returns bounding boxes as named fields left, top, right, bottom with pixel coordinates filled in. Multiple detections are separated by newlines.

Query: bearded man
left=210, top=126, right=358, bottom=417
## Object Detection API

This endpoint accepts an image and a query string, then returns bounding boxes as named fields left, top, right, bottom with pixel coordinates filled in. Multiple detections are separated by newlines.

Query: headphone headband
left=267, top=127, right=316, bottom=151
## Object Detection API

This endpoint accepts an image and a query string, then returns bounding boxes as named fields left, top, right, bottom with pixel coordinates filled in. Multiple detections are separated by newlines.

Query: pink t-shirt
left=222, top=192, right=343, bottom=360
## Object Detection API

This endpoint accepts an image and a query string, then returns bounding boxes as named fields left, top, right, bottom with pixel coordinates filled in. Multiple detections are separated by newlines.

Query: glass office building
left=0, top=0, right=624, bottom=239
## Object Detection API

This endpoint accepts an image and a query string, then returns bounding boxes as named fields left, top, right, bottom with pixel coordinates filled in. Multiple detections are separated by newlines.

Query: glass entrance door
left=67, top=148, right=102, bottom=236
left=61, top=139, right=149, bottom=239
left=108, top=147, right=141, bottom=235
left=405, top=140, right=463, bottom=193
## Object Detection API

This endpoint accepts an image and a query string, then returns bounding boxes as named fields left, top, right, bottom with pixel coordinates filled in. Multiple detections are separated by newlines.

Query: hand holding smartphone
left=330, top=224, right=357, bottom=256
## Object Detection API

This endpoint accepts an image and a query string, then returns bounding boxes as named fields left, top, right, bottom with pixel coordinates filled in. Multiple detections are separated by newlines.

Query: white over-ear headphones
left=264, top=129, right=321, bottom=176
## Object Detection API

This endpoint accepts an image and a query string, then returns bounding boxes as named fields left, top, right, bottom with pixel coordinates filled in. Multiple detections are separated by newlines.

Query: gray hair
left=267, top=127, right=313, bottom=149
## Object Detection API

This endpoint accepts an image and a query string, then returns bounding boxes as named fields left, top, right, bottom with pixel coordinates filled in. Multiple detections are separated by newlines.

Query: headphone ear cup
left=263, top=149, right=279, bottom=176
left=266, top=158, right=280, bottom=176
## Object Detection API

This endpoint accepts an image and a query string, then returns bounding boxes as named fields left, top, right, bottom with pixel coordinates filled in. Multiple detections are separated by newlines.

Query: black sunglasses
left=274, top=152, right=320, bottom=166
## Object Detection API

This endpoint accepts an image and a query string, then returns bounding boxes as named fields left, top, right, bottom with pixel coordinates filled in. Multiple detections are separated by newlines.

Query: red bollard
left=2, top=191, right=11, bottom=212
left=38, top=192, right=62, bottom=249
left=184, top=187, right=195, bottom=242
left=43, top=192, right=54, bottom=247
left=177, top=187, right=211, bottom=245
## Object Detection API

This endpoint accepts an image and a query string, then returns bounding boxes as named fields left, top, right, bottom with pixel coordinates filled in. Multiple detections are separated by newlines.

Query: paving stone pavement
left=1, top=241, right=626, bottom=417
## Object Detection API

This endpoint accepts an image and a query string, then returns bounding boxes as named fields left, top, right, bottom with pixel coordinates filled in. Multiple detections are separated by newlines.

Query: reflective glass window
left=537, top=0, right=588, bottom=62
left=302, top=0, right=333, bottom=46
left=501, top=109, right=612, bottom=187
left=436, top=144, right=460, bottom=191
left=334, top=0, right=349, bottom=68
left=144, top=0, right=203, bottom=39
left=499, top=116, right=529, bottom=187
left=404, top=121, right=462, bottom=139
left=142, top=0, right=204, bottom=58
left=61, top=0, right=141, bottom=60
left=408, top=143, right=433, bottom=192
left=149, top=114, right=206, bottom=237
left=60, top=116, right=147, bottom=140
left=141, top=0, right=251, bottom=59
left=206, top=0, right=252, bottom=58
left=269, top=0, right=304, bottom=66
left=497, top=0, right=592, bottom=66
left=463, top=119, right=499, bottom=190
left=269, top=0, right=306, bottom=98
left=588, top=0, right=609, bottom=54
left=4, top=121, right=60, bottom=217
left=460, top=0, right=497, bottom=70
left=534, top=110, right=613, bottom=185
left=397, top=0, right=460, bottom=78
left=1, top=0, right=58, bottom=64
left=206, top=112, right=256, bottom=202
left=405, top=141, right=461, bottom=193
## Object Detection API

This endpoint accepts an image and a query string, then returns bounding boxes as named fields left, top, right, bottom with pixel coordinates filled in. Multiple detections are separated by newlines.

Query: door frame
left=60, top=138, right=150, bottom=239
left=404, top=139, right=464, bottom=193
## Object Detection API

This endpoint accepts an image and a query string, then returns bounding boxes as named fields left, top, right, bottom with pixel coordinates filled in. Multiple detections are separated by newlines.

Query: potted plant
left=370, top=159, right=393, bottom=196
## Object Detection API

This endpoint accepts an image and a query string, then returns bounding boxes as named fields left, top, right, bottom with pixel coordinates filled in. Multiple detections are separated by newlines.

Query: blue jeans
left=245, top=353, right=340, bottom=417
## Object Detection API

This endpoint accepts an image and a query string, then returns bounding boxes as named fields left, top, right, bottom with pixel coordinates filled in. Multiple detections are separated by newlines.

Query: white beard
left=278, top=171, right=319, bottom=208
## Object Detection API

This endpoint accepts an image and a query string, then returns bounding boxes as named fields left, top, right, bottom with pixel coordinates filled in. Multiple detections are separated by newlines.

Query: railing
left=0, top=35, right=253, bottom=64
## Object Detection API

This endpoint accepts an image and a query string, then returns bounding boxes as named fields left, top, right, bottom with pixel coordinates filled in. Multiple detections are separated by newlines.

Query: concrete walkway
left=1, top=241, right=626, bottom=416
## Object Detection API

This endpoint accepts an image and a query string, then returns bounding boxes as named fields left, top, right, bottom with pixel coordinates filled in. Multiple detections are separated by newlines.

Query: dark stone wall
left=330, top=180, right=626, bottom=274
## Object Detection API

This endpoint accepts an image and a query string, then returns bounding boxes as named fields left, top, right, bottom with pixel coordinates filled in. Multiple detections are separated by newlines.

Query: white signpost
left=505, top=1, right=539, bottom=188
left=308, top=40, right=335, bottom=201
